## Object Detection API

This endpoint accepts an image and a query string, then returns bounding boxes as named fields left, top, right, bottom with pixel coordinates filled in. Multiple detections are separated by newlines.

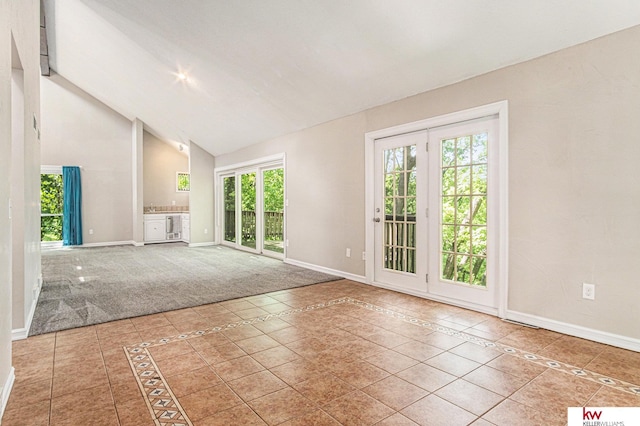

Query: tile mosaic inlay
left=124, top=297, right=640, bottom=425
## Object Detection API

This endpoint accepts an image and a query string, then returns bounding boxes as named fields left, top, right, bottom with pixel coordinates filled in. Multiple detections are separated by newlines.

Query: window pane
left=383, top=144, right=416, bottom=274
left=472, top=133, right=488, bottom=163
left=471, top=196, right=487, bottom=225
left=472, top=256, right=487, bottom=286
left=41, top=174, right=63, bottom=214
left=472, top=226, right=487, bottom=255
left=472, top=165, right=487, bottom=194
left=442, top=139, right=456, bottom=167
left=456, top=166, right=471, bottom=194
left=455, top=196, right=471, bottom=223
left=41, top=215, right=62, bottom=241
left=223, top=176, right=236, bottom=243
left=263, top=168, right=284, bottom=254
left=440, top=131, right=489, bottom=287
left=442, top=196, right=455, bottom=224
left=456, top=225, right=471, bottom=254
left=456, top=136, right=471, bottom=165
left=456, top=255, right=471, bottom=284
left=240, top=172, right=256, bottom=249
left=442, top=168, right=456, bottom=196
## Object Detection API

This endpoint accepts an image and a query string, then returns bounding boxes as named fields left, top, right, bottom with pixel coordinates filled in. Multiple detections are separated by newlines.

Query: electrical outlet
left=204, top=228, right=208, bottom=234
left=346, top=248, right=351, bottom=258
left=89, top=229, right=94, bottom=235
left=582, top=283, right=595, bottom=300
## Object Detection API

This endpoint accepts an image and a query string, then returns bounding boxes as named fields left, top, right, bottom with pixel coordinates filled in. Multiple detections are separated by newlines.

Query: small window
left=177, top=172, right=190, bottom=192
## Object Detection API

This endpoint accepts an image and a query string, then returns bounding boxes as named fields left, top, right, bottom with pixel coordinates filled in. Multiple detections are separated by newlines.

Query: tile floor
left=3, top=279, right=640, bottom=425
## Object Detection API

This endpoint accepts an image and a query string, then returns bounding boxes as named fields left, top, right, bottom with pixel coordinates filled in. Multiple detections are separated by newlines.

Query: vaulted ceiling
left=44, top=0, right=640, bottom=156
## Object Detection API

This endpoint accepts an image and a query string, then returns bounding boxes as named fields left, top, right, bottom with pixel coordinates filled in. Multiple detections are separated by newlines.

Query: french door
left=369, top=108, right=505, bottom=314
left=373, top=132, right=428, bottom=294
left=220, top=165, right=284, bottom=258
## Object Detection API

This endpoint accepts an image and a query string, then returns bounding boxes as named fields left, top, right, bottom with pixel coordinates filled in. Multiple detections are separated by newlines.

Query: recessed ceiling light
left=177, top=72, right=187, bottom=81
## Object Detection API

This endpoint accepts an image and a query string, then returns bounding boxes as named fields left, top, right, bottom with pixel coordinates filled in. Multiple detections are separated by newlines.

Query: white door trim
left=365, top=101, right=509, bottom=317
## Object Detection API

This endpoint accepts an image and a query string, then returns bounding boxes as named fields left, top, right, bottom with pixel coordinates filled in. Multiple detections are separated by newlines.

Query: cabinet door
left=144, top=220, right=166, bottom=242
left=182, top=219, right=190, bottom=242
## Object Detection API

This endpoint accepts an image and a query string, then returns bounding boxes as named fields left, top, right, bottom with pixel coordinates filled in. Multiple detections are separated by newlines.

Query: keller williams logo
left=583, top=407, right=603, bottom=420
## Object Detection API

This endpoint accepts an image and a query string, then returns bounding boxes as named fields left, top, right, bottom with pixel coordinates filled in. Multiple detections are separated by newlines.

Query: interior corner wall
left=143, top=131, right=189, bottom=208
left=40, top=74, right=133, bottom=245
left=0, top=0, right=13, bottom=411
left=1, top=0, right=40, bottom=412
left=188, top=142, right=215, bottom=245
left=215, top=25, right=640, bottom=342
left=7, top=0, right=41, bottom=340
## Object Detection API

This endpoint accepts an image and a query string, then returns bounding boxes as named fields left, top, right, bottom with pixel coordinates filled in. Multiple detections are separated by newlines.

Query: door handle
left=373, top=217, right=381, bottom=223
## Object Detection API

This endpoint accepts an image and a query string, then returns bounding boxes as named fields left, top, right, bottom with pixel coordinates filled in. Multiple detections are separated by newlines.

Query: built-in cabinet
left=144, top=213, right=190, bottom=243
left=181, top=213, right=190, bottom=242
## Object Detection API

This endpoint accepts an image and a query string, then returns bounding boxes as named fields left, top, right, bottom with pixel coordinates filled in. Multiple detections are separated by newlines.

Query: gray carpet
left=31, top=243, right=340, bottom=336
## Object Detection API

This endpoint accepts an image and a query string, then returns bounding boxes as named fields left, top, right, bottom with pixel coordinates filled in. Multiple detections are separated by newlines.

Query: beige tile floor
left=3, top=279, right=639, bottom=425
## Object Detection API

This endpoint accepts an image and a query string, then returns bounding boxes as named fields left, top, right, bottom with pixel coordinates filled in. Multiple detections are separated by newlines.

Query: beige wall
left=1, top=0, right=40, bottom=411
left=189, top=142, right=215, bottom=245
left=143, top=131, right=189, bottom=209
left=41, top=74, right=133, bottom=244
left=216, top=26, right=640, bottom=341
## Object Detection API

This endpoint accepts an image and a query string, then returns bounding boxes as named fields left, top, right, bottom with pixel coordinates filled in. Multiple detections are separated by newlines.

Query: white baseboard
left=81, top=240, right=136, bottom=248
left=12, top=280, right=41, bottom=341
left=0, top=367, right=15, bottom=420
left=188, top=242, right=216, bottom=248
left=283, top=258, right=367, bottom=284
left=506, top=310, right=640, bottom=352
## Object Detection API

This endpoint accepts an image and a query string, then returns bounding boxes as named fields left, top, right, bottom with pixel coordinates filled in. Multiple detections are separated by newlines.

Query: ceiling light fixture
left=177, top=72, right=188, bottom=81
left=179, top=144, right=184, bottom=151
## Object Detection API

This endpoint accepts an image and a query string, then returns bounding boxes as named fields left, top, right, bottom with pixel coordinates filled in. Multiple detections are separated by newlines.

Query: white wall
left=41, top=73, right=133, bottom=244
left=143, top=131, right=189, bottom=209
left=189, top=142, right=215, bottom=245
left=1, top=0, right=40, bottom=414
left=216, top=26, right=640, bottom=343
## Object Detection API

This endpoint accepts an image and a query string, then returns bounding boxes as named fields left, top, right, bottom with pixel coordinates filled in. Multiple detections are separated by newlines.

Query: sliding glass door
left=240, top=172, right=257, bottom=249
left=220, top=164, right=284, bottom=258
left=262, top=167, right=284, bottom=255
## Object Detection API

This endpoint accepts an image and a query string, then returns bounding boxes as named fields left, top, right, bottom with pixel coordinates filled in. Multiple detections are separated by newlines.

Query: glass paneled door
left=223, top=175, right=236, bottom=243
left=373, top=131, right=428, bottom=293
left=221, top=165, right=285, bottom=259
left=427, top=117, right=499, bottom=309
left=262, top=167, right=284, bottom=256
left=240, top=172, right=257, bottom=249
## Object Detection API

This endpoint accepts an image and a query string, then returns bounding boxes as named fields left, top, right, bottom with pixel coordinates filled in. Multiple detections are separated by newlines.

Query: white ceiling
left=45, top=0, right=640, bottom=156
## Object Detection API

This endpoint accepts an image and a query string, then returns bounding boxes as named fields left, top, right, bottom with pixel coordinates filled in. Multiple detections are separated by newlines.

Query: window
left=177, top=172, right=190, bottom=192
left=41, top=168, right=63, bottom=242
left=440, top=133, right=488, bottom=286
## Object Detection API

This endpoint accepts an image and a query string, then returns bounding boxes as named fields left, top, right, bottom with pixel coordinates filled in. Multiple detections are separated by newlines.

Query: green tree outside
left=41, top=173, right=63, bottom=241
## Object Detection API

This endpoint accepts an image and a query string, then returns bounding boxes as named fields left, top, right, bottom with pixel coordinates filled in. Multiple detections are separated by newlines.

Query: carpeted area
left=30, top=243, right=340, bottom=335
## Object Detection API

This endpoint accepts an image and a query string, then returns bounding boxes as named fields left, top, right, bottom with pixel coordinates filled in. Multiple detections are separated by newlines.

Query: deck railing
left=225, top=210, right=283, bottom=241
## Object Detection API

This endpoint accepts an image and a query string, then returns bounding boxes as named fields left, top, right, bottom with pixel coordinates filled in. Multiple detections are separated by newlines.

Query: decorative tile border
left=124, top=296, right=640, bottom=425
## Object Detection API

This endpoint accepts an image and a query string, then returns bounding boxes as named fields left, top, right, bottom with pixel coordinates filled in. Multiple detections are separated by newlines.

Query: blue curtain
left=62, top=166, right=83, bottom=246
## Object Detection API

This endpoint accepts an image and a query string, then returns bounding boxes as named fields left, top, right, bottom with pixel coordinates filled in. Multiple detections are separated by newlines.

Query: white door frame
left=364, top=101, right=509, bottom=317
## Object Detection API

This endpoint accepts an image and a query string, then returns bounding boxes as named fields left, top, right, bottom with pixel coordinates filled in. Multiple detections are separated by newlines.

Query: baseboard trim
left=506, top=310, right=640, bottom=352
left=81, top=240, right=136, bottom=248
left=283, top=258, right=367, bottom=284
left=188, top=242, right=216, bottom=248
left=12, top=284, right=40, bottom=341
left=1, top=367, right=15, bottom=420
